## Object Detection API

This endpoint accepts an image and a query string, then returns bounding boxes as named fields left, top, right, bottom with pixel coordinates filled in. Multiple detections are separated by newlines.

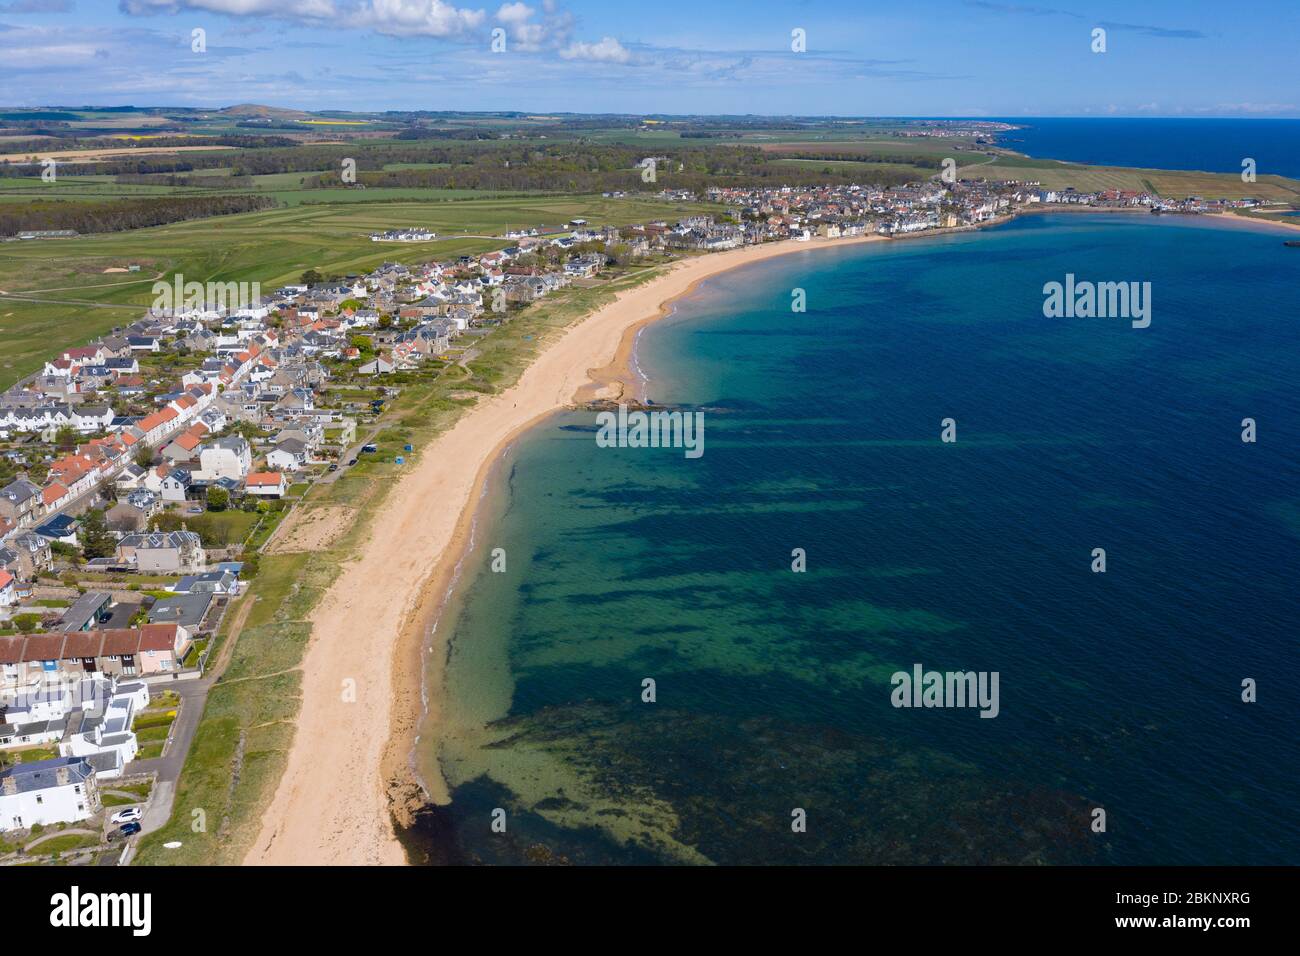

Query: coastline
left=241, top=232, right=886, bottom=866
left=240, top=203, right=1300, bottom=867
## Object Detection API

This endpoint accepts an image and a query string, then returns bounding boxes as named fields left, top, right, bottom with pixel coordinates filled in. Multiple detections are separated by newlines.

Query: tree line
left=303, top=142, right=919, bottom=192
left=0, top=194, right=278, bottom=237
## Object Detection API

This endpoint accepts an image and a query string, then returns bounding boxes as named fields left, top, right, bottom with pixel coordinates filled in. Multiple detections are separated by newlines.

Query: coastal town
left=0, top=169, right=1270, bottom=864
left=0, top=0, right=1293, bottom=923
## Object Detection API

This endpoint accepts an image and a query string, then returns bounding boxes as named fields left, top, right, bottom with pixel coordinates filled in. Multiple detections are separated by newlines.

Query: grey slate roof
left=0, top=755, right=93, bottom=794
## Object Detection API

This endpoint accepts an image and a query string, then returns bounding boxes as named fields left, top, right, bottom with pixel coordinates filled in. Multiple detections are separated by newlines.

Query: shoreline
left=241, top=232, right=886, bottom=866
left=242, top=204, right=1300, bottom=867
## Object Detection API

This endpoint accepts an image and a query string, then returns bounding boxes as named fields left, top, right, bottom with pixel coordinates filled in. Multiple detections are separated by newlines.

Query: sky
left=0, top=0, right=1297, bottom=117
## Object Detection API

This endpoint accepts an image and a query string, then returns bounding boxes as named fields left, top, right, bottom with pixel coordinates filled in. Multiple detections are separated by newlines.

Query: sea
left=401, top=212, right=1300, bottom=865
left=991, top=117, right=1300, bottom=179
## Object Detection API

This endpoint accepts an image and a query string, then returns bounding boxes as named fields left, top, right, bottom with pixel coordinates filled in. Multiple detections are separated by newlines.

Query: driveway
left=128, top=676, right=212, bottom=836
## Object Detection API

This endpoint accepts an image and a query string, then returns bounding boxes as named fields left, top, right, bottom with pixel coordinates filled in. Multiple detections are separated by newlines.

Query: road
left=317, top=421, right=387, bottom=486
left=0, top=291, right=145, bottom=310
left=130, top=677, right=211, bottom=837
left=129, top=590, right=254, bottom=846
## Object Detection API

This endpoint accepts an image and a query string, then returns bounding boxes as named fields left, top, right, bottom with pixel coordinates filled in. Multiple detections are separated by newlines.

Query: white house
left=196, top=436, right=252, bottom=481
left=0, top=570, right=15, bottom=615
left=245, top=472, right=287, bottom=498
left=69, top=405, right=113, bottom=433
left=160, top=468, right=192, bottom=504
left=58, top=690, right=141, bottom=779
left=266, top=437, right=308, bottom=472
left=0, top=756, right=100, bottom=831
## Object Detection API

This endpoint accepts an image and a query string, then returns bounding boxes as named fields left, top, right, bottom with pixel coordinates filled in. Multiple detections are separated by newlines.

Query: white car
left=110, top=807, right=143, bottom=825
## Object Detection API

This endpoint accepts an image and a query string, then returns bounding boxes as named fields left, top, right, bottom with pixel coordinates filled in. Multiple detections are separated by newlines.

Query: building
left=0, top=624, right=193, bottom=693
left=106, top=490, right=159, bottom=534
left=0, top=756, right=100, bottom=831
left=59, top=592, right=113, bottom=632
left=147, top=592, right=213, bottom=629
left=0, top=479, right=42, bottom=528
left=4, top=532, right=52, bottom=580
left=170, top=567, right=240, bottom=595
left=0, top=570, right=16, bottom=620
left=245, top=472, right=287, bottom=498
left=196, top=436, right=252, bottom=481
left=57, top=683, right=146, bottom=779
left=115, top=531, right=205, bottom=574
left=159, top=467, right=193, bottom=504
left=266, top=437, right=308, bottom=472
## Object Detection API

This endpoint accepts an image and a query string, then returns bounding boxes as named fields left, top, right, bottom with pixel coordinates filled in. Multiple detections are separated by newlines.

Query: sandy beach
left=242, top=232, right=886, bottom=866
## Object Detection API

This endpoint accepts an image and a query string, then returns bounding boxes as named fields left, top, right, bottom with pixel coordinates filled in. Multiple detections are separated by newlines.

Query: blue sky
left=0, top=0, right=1297, bottom=116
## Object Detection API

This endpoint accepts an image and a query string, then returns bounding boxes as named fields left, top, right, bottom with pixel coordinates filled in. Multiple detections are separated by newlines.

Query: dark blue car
left=118, top=821, right=142, bottom=837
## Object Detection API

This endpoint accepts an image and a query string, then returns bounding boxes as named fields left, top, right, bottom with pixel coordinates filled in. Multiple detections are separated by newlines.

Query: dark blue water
left=993, top=117, right=1300, bottom=179
left=408, top=213, right=1300, bottom=866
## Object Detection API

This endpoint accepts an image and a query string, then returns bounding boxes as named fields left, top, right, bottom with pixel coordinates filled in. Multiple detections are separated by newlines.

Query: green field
left=958, top=158, right=1300, bottom=202
left=0, top=193, right=714, bottom=389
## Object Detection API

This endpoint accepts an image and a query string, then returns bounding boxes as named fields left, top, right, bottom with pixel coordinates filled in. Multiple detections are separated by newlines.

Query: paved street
left=129, top=676, right=212, bottom=836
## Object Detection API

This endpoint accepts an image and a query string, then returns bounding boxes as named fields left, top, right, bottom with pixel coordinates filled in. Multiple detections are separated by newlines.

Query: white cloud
left=353, top=0, right=486, bottom=38
left=0, top=41, right=105, bottom=63
left=559, top=35, right=629, bottom=63
left=117, top=0, right=594, bottom=56
left=120, top=0, right=337, bottom=15
left=1210, top=102, right=1297, bottom=115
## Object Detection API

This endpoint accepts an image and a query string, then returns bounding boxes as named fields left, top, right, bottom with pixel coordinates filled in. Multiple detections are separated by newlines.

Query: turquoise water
left=405, top=214, right=1300, bottom=865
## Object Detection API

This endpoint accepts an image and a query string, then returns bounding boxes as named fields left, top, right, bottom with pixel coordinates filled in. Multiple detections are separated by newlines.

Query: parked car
left=361, top=443, right=378, bottom=454
left=110, top=807, right=142, bottom=825
left=327, top=463, right=339, bottom=472
left=118, top=821, right=142, bottom=836
left=348, top=458, right=358, bottom=466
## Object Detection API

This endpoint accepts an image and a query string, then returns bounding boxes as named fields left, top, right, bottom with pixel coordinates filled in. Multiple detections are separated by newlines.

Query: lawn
left=5, top=745, right=59, bottom=765
left=186, top=508, right=259, bottom=548
left=32, top=832, right=101, bottom=855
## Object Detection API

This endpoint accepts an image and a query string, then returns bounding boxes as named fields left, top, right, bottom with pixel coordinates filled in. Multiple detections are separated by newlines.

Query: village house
left=267, top=437, right=309, bottom=472
left=170, top=568, right=240, bottom=596
left=245, top=471, right=287, bottom=499
left=0, top=756, right=100, bottom=831
left=115, top=530, right=205, bottom=574
left=195, top=436, right=252, bottom=481
left=0, top=570, right=16, bottom=618
left=3, top=532, right=52, bottom=580
left=0, top=478, right=42, bottom=528
left=160, top=467, right=193, bottom=504
left=0, top=624, right=193, bottom=696
left=106, top=490, right=159, bottom=534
